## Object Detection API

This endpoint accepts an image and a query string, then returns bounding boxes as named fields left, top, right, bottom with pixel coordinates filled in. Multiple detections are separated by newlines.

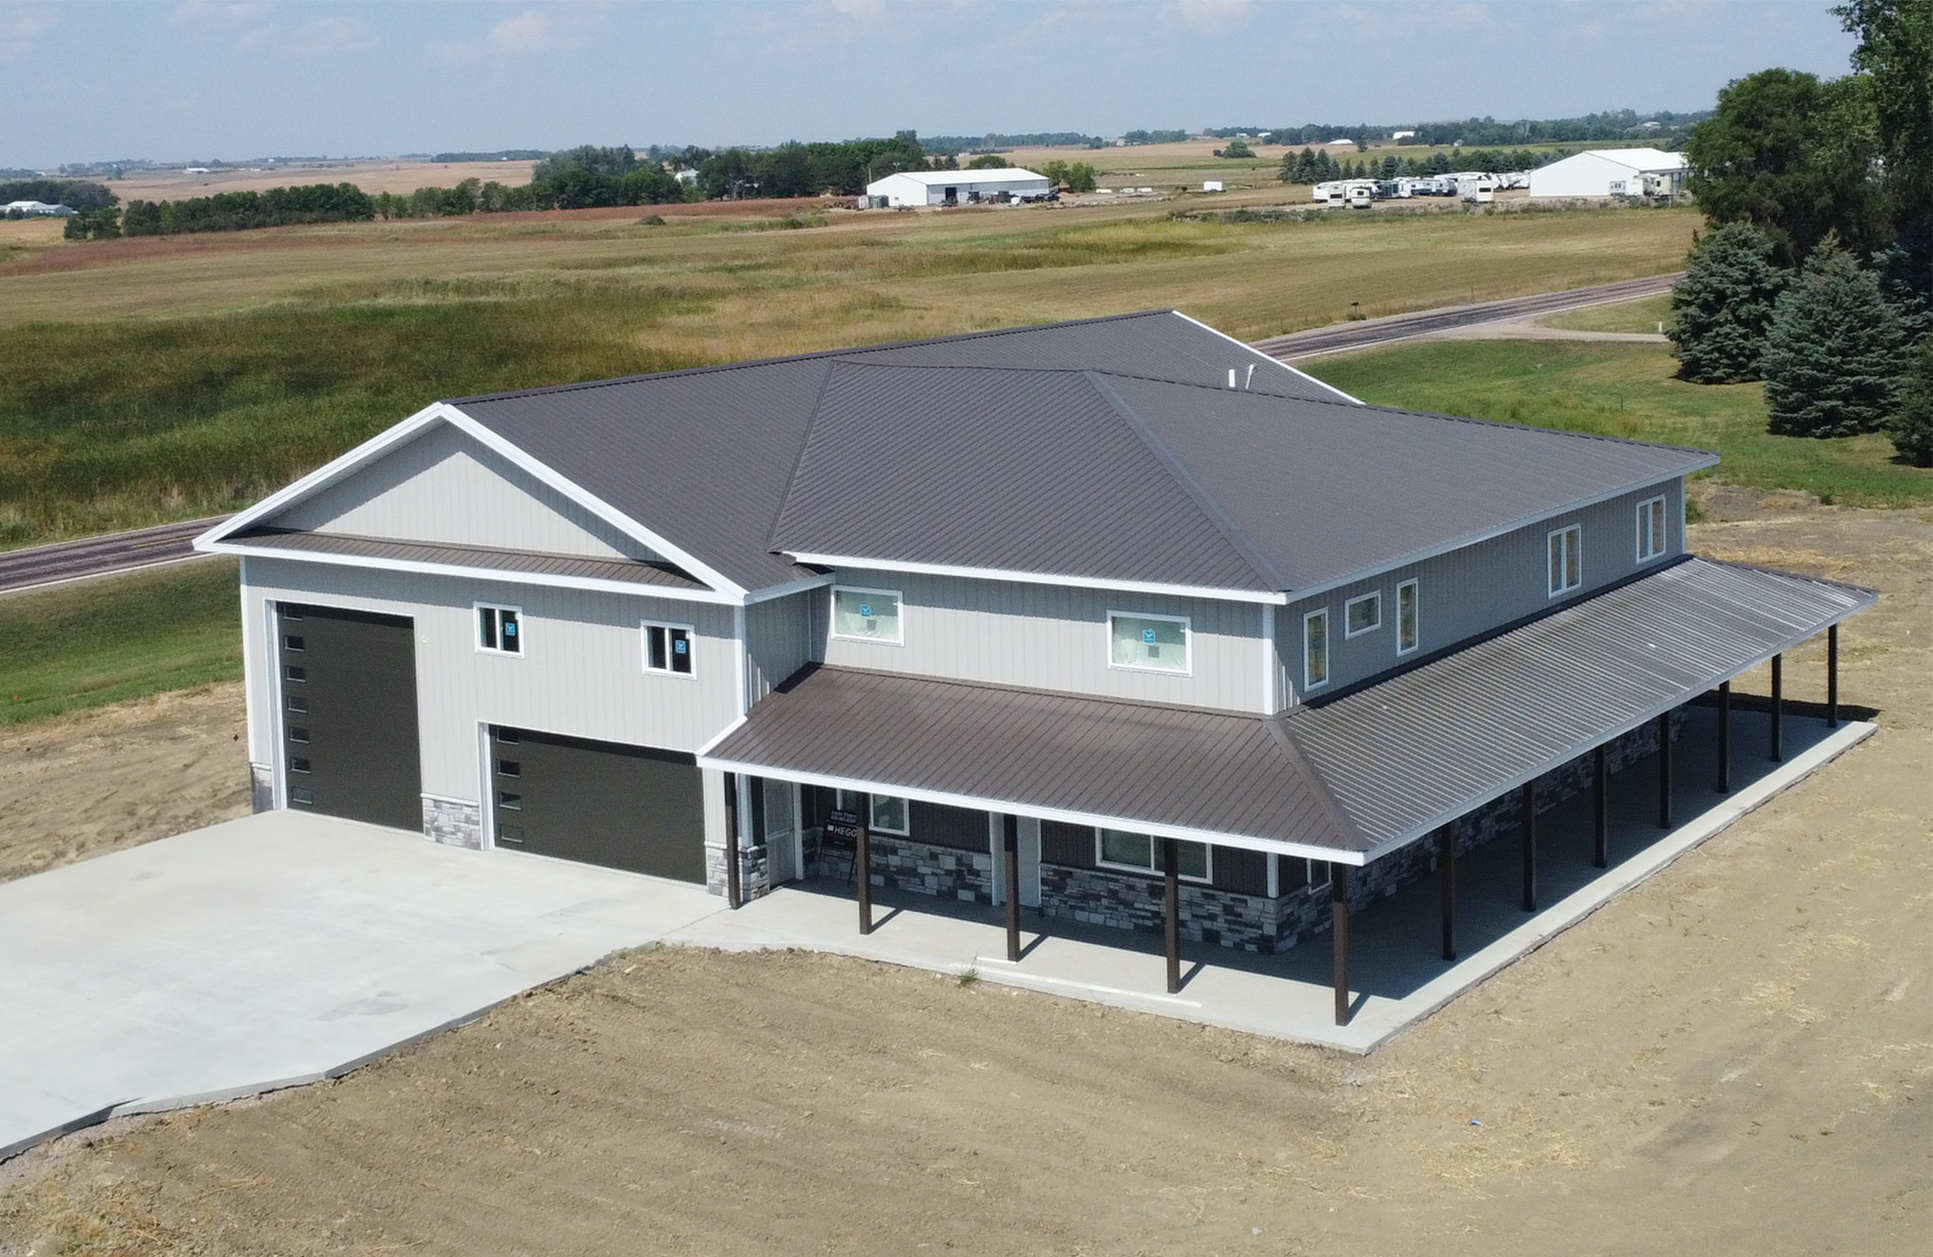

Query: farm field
left=0, top=501, right=1924, bottom=1257
left=0, top=202, right=1698, bottom=548
left=85, top=158, right=542, bottom=203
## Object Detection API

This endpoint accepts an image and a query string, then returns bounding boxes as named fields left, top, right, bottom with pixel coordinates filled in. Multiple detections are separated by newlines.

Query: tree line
left=1279, top=147, right=1551, bottom=184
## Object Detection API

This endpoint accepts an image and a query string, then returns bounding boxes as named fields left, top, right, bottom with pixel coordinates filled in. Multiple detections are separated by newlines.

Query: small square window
left=1548, top=525, right=1583, bottom=597
left=288, top=756, right=312, bottom=774
left=478, top=604, right=523, bottom=655
left=282, top=634, right=305, bottom=652
left=644, top=622, right=695, bottom=675
left=497, top=791, right=523, bottom=811
left=289, top=786, right=314, bottom=806
left=284, top=665, right=307, bottom=683
left=285, top=695, right=307, bottom=713
left=1344, top=592, right=1381, bottom=638
left=869, top=794, right=908, bottom=835
left=832, top=587, right=902, bottom=644
left=497, top=824, right=525, bottom=845
left=497, top=759, right=521, bottom=778
left=1109, top=612, right=1190, bottom=674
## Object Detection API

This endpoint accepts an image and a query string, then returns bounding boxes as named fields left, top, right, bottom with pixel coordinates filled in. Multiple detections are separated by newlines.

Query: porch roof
left=701, top=557, right=1872, bottom=865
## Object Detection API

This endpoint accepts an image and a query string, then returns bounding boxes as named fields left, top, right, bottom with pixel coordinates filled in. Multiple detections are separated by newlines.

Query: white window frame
left=641, top=619, right=697, bottom=679
left=1105, top=609, right=1193, bottom=676
left=1636, top=495, right=1668, bottom=563
left=1546, top=524, right=1583, bottom=598
left=1342, top=591, right=1382, bottom=639
left=1302, top=607, right=1330, bottom=692
left=1305, top=858, right=1332, bottom=895
left=868, top=793, right=909, bottom=835
left=830, top=585, right=904, bottom=647
left=1395, top=578, right=1420, bottom=656
left=1094, top=828, right=1213, bottom=884
left=475, top=602, right=524, bottom=656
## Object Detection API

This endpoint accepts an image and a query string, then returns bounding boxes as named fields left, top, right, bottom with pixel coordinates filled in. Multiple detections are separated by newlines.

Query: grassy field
left=0, top=203, right=1697, bottom=547
left=1305, top=339, right=1931, bottom=508
left=0, top=560, right=241, bottom=727
left=1541, top=292, right=1672, bottom=333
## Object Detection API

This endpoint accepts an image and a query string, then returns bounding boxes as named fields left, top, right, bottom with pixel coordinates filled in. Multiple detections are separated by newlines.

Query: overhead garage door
left=490, top=727, right=705, bottom=883
left=277, top=603, right=422, bottom=830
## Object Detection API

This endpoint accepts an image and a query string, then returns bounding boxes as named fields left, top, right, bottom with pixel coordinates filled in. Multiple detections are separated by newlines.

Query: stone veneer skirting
left=867, top=835, right=996, bottom=905
left=422, top=796, right=482, bottom=849
left=706, top=840, right=771, bottom=902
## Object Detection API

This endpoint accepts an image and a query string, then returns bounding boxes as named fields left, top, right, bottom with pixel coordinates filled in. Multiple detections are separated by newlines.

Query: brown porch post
left=1332, top=864, right=1351, bottom=1026
left=1593, top=744, right=1609, bottom=869
left=1438, top=827, right=1457, bottom=962
left=1162, top=837, right=1181, bottom=995
left=1827, top=624, right=1840, bottom=728
left=1718, top=681, right=1732, bottom=794
left=856, top=820, right=873, bottom=935
left=1521, top=780, right=1538, bottom=913
left=1770, top=653, right=1785, bottom=762
left=723, top=773, right=743, bottom=910
left=1657, top=710, right=1673, bottom=830
left=1003, top=814, right=1021, bottom=964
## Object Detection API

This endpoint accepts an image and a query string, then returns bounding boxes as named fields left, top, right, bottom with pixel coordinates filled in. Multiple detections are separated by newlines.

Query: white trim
left=1304, top=857, right=1332, bottom=894
left=830, top=584, right=905, bottom=646
left=203, top=540, right=746, bottom=604
left=474, top=601, right=524, bottom=656
left=476, top=722, right=497, bottom=851
left=789, top=552, right=1287, bottom=605
left=1636, top=494, right=1668, bottom=563
left=1395, top=578, right=1420, bottom=656
left=1095, top=827, right=1213, bottom=884
left=642, top=618, right=698, bottom=679
left=732, top=604, right=748, bottom=714
left=1266, top=852, right=1280, bottom=897
left=1260, top=602, right=1277, bottom=714
left=1106, top=608, right=1193, bottom=676
left=1342, top=590, right=1382, bottom=639
left=1171, top=309, right=1366, bottom=405
left=1302, top=606, right=1331, bottom=692
left=694, top=715, right=749, bottom=759
left=1546, top=524, right=1583, bottom=598
left=695, top=756, right=1370, bottom=866
left=265, top=596, right=287, bottom=810
left=744, top=572, right=837, bottom=604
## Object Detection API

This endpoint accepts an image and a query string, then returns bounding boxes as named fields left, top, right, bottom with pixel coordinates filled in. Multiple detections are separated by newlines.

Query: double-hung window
left=1636, top=495, right=1668, bottom=562
left=1547, top=525, right=1582, bottom=598
left=643, top=621, right=694, bottom=676
left=1303, top=608, right=1330, bottom=691
left=1109, top=611, right=1190, bottom=674
left=1096, top=828, right=1211, bottom=882
left=477, top=603, right=522, bottom=655
left=832, top=587, right=903, bottom=645
left=1396, top=579, right=1419, bottom=655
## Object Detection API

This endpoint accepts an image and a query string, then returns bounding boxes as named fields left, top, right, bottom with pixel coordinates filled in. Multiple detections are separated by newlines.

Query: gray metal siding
left=269, top=421, right=661, bottom=562
left=242, top=557, right=739, bottom=802
left=821, top=569, right=1266, bottom=711
left=745, top=591, right=815, bottom=703
left=1282, top=480, right=1685, bottom=698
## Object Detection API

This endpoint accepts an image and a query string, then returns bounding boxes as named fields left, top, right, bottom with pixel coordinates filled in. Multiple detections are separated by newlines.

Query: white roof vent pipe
left=1227, top=368, right=1237, bottom=389
left=1245, top=363, right=1256, bottom=390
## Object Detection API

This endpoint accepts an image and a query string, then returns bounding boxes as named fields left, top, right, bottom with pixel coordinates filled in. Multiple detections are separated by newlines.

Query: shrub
left=1762, top=239, right=1904, bottom=437
left=1668, top=223, right=1788, bottom=383
left=1885, top=336, right=1933, bottom=467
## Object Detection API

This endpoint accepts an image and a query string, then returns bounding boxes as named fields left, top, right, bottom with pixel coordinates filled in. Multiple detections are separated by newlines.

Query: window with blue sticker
left=832, top=587, right=902, bottom=644
left=477, top=604, right=523, bottom=656
left=1109, top=612, right=1189, bottom=673
left=644, top=621, right=695, bottom=675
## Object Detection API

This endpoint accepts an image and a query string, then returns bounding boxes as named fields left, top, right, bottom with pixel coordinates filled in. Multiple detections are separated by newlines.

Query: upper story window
left=1637, top=495, right=1668, bottom=562
left=477, top=603, right=522, bottom=655
left=1396, top=579, right=1420, bottom=655
left=832, top=586, right=902, bottom=645
left=643, top=621, right=694, bottom=676
left=1547, top=525, right=1583, bottom=598
left=1303, top=607, right=1330, bottom=691
left=1344, top=591, right=1382, bottom=638
left=1096, top=828, right=1211, bottom=882
left=1109, top=611, right=1190, bottom=674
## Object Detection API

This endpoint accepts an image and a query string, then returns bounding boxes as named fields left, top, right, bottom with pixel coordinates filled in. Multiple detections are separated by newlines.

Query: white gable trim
left=783, top=551, right=1289, bottom=605
left=1173, top=310, right=1365, bottom=405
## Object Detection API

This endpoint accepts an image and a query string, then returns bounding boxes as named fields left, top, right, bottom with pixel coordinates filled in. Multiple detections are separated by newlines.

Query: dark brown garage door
left=489, top=727, right=705, bottom=882
left=277, top=603, right=421, bottom=830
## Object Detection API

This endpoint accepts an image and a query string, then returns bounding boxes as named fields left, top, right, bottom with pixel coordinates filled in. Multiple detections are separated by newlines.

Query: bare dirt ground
left=0, top=505, right=1926, bottom=1256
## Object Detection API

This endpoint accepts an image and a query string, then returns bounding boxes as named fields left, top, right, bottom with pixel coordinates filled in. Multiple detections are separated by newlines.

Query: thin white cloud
left=1174, top=0, right=1252, bottom=32
left=490, top=8, right=559, bottom=52
left=234, top=14, right=377, bottom=57
left=0, top=2, right=56, bottom=59
left=169, top=0, right=272, bottom=26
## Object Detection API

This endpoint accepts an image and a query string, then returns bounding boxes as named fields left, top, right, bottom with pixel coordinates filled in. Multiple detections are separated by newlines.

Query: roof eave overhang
left=781, top=552, right=1287, bottom=605
left=210, top=539, right=743, bottom=603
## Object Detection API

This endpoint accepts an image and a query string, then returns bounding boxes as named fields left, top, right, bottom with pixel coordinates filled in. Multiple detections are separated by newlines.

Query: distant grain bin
left=864, top=168, right=1054, bottom=208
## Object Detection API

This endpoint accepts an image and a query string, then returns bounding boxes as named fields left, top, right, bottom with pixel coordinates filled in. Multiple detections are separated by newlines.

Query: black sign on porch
left=823, top=808, right=862, bottom=843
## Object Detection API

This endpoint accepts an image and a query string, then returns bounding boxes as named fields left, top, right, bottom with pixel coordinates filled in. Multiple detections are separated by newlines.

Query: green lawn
left=1539, top=293, right=1672, bottom=334
left=0, top=559, right=242, bottom=727
left=1304, top=340, right=1931, bottom=508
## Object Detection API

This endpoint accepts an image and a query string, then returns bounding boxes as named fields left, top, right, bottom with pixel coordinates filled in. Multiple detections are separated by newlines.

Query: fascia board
left=784, top=552, right=1288, bottom=605
left=1171, top=310, right=1366, bottom=405
left=210, top=540, right=746, bottom=604
left=1282, top=465, right=1718, bottom=604
left=193, top=403, right=450, bottom=551
left=438, top=406, right=747, bottom=600
left=743, top=572, right=837, bottom=604
left=695, top=754, right=1367, bottom=866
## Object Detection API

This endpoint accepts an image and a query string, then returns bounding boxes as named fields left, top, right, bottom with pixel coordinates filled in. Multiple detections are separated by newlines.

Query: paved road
left=1, top=273, right=1680, bottom=595
left=1251, top=272, right=1680, bottom=360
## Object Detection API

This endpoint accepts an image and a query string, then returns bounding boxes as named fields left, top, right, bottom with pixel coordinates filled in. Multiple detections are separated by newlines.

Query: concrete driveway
left=0, top=810, right=723, bottom=1160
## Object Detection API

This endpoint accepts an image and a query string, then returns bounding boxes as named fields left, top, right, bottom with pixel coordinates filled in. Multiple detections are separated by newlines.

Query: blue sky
left=0, top=1, right=1861, bottom=167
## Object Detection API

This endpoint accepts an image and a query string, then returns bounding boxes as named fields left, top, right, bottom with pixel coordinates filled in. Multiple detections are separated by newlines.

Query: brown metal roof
left=703, top=558, right=1871, bottom=863
left=227, top=528, right=710, bottom=592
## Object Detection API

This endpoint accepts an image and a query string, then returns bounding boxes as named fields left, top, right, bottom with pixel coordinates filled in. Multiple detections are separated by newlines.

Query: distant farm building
left=865, top=168, right=1053, bottom=208
left=1528, top=148, right=1688, bottom=199
left=2, top=200, right=76, bottom=217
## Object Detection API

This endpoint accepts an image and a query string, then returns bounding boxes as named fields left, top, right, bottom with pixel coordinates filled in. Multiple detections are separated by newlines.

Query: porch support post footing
left=1333, top=865, right=1351, bottom=1027
left=1162, top=837, right=1181, bottom=995
left=1658, top=710, right=1673, bottom=830
left=1003, top=814, right=1021, bottom=964
left=1718, top=682, right=1732, bottom=794
left=1592, top=744, right=1609, bottom=869
left=1771, top=652, right=1784, bottom=762
left=1521, top=780, right=1538, bottom=913
left=856, top=822, right=873, bottom=935
left=1439, top=826, right=1457, bottom=962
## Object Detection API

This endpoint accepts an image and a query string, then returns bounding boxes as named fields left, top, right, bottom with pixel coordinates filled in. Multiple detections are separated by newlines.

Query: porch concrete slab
left=673, top=715, right=1874, bottom=1053
left=0, top=810, right=723, bottom=1160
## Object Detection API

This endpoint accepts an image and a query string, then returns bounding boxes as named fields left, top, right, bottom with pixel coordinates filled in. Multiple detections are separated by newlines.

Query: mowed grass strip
left=1304, top=339, right=1932, bottom=508
left=0, top=559, right=241, bottom=727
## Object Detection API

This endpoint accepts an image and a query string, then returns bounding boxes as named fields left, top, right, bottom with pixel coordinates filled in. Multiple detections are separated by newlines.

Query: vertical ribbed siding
left=746, top=591, right=815, bottom=703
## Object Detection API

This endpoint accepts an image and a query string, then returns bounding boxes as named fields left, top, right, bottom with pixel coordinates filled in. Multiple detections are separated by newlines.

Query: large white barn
left=1528, top=148, right=1688, bottom=199
left=865, top=167, right=1052, bottom=208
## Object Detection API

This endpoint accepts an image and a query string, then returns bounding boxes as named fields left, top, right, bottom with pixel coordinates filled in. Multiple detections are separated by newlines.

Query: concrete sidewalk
left=0, top=811, right=723, bottom=1160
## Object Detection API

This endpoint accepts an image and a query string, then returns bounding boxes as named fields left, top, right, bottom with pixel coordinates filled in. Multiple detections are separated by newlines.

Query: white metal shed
left=865, top=168, right=1053, bottom=208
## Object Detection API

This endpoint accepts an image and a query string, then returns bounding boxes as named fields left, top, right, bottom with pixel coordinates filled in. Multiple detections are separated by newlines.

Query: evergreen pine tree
left=1668, top=224, right=1790, bottom=383
left=1885, top=335, right=1933, bottom=467
left=1762, top=239, right=1906, bottom=437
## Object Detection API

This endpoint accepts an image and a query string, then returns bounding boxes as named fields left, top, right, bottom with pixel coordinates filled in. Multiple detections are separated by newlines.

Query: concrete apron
left=671, top=714, right=1875, bottom=1054
left=0, top=810, right=724, bottom=1161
